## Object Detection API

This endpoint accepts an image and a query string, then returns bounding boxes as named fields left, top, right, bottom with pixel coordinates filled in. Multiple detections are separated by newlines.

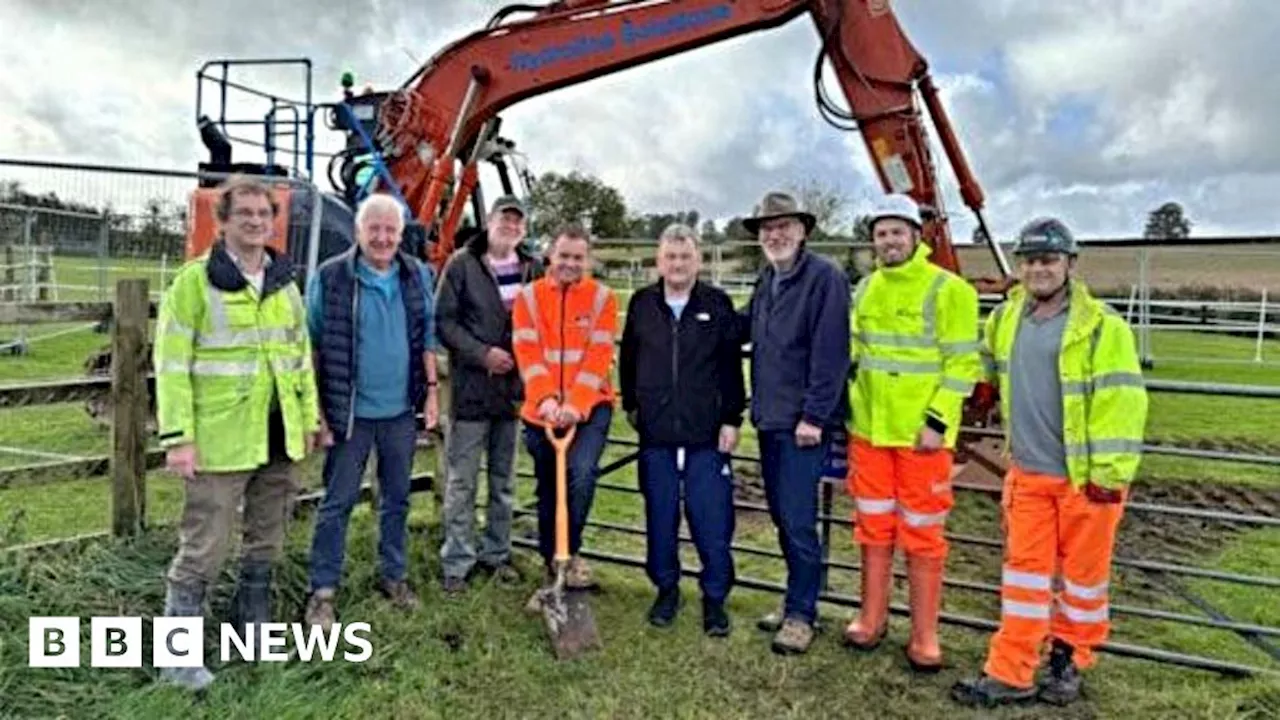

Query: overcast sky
left=2, top=0, right=1278, bottom=240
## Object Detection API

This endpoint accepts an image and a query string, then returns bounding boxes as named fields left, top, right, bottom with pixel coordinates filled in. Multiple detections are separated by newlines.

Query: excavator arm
left=374, top=0, right=1010, bottom=287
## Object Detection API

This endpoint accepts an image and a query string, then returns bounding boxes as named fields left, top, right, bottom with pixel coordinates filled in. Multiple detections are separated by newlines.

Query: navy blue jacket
left=313, top=247, right=429, bottom=440
left=742, top=249, right=851, bottom=432
left=619, top=279, right=746, bottom=447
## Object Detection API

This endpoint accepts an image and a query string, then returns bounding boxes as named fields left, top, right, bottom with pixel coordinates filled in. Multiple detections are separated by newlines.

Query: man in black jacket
left=620, top=222, right=746, bottom=636
left=434, top=196, right=543, bottom=592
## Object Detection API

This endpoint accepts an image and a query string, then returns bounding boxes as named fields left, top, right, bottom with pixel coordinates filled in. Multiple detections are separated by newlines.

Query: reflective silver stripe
left=1002, top=600, right=1051, bottom=620
left=920, top=271, right=948, bottom=339
left=1063, top=578, right=1109, bottom=600
left=200, top=327, right=296, bottom=348
left=162, top=318, right=196, bottom=340
left=547, top=349, right=584, bottom=363
left=590, top=283, right=609, bottom=326
left=1066, top=439, right=1144, bottom=456
left=513, top=328, right=540, bottom=343
left=158, top=360, right=193, bottom=374
left=940, top=376, right=975, bottom=393
left=518, top=284, right=540, bottom=330
left=522, top=363, right=549, bottom=380
left=590, top=330, right=614, bottom=345
left=855, top=498, right=896, bottom=514
left=1057, top=598, right=1109, bottom=623
left=900, top=508, right=949, bottom=527
left=190, top=359, right=259, bottom=375
left=207, top=287, right=231, bottom=338
left=982, top=354, right=999, bottom=375
left=272, top=356, right=307, bottom=372
left=1064, top=372, right=1146, bottom=394
left=858, top=331, right=933, bottom=349
left=1002, top=567, right=1052, bottom=591
left=940, top=339, right=983, bottom=354
left=577, top=372, right=604, bottom=390
left=860, top=357, right=942, bottom=374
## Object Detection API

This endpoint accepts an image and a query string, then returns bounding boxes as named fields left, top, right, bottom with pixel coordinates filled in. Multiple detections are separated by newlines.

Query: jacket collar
left=1007, top=278, right=1102, bottom=345
left=206, top=241, right=295, bottom=296
left=874, top=242, right=932, bottom=280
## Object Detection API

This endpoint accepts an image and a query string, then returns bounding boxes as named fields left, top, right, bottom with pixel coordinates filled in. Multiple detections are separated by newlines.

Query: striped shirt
left=487, top=254, right=523, bottom=311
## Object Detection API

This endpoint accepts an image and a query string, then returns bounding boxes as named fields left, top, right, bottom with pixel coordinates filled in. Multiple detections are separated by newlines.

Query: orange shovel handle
left=545, top=424, right=576, bottom=564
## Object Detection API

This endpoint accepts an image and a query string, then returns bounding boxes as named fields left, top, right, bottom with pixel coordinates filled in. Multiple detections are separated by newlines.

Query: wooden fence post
left=111, top=278, right=150, bottom=536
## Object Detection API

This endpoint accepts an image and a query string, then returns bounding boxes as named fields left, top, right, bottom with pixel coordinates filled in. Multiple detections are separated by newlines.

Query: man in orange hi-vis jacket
left=512, top=222, right=618, bottom=611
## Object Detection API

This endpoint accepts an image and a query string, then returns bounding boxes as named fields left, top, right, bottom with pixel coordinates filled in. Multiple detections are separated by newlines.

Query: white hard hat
left=868, top=194, right=923, bottom=229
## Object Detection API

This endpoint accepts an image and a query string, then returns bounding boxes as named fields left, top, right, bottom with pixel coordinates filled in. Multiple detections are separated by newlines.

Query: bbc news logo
left=28, top=617, right=372, bottom=667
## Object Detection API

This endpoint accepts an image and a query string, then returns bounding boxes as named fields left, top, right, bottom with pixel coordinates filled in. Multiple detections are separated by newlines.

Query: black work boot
left=647, top=586, right=681, bottom=627
left=231, top=560, right=272, bottom=658
left=1038, top=639, right=1083, bottom=705
left=702, top=598, right=731, bottom=638
left=950, top=674, right=1038, bottom=708
left=157, top=579, right=215, bottom=690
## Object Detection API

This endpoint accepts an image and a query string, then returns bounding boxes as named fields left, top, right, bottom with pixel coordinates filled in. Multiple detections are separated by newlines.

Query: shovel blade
left=541, top=588, right=602, bottom=660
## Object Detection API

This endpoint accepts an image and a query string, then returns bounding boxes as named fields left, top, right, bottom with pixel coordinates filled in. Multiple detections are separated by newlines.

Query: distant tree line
left=0, top=181, right=185, bottom=260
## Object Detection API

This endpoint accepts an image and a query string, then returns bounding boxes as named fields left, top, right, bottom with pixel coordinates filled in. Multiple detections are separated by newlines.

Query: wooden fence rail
left=0, top=279, right=151, bottom=535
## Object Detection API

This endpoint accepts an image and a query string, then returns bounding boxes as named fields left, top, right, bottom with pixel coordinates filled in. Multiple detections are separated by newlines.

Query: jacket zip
left=345, top=277, right=359, bottom=441
left=559, top=284, right=567, bottom=403
left=670, top=298, right=680, bottom=435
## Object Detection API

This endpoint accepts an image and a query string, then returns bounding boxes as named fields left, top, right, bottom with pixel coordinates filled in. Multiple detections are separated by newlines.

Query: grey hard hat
left=1013, top=217, right=1077, bottom=256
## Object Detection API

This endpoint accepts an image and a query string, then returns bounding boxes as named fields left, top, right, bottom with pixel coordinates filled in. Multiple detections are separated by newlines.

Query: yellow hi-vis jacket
left=849, top=243, right=982, bottom=449
left=153, top=244, right=320, bottom=472
left=981, top=279, right=1149, bottom=490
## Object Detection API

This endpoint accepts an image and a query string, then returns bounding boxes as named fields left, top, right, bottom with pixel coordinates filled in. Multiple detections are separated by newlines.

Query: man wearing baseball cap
left=842, top=193, right=981, bottom=673
left=434, top=194, right=544, bottom=592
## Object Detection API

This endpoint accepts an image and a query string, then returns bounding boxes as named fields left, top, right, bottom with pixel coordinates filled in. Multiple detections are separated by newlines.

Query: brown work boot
left=843, top=544, right=894, bottom=650
left=377, top=579, right=421, bottom=611
left=771, top=617, right=815, bottom=655
left=524, top=567, right=555, bottom=615
left=304, top=588, right=336, bottom=632
left=904, top=554, right=945, bottom=672
left=565, top=555, right=596, bottom=589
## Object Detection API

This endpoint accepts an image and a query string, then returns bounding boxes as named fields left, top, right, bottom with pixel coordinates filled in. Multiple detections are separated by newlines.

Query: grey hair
left=355, top=193, right=406, bottom=232
left=658, top=222, right=699, bottom=246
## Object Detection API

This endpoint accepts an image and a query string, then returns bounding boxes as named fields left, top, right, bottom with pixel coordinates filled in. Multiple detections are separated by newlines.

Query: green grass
left=1, top=256, right=1279, bottom=717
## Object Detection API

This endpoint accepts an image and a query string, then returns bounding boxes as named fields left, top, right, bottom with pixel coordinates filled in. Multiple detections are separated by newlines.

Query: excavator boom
left=372, top=0, right=1004, bottom=283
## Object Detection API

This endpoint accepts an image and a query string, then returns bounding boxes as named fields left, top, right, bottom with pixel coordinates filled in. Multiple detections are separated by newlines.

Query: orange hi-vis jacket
left=512, top=275, right=618, bottom=425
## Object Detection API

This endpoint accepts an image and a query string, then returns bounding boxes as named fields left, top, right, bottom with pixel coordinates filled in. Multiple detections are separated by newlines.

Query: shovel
left=538, top=423, right=602, bottom=660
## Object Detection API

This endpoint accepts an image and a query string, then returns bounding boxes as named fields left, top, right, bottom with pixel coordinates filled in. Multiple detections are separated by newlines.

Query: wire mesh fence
left=0, top=159, right=333, bottom=541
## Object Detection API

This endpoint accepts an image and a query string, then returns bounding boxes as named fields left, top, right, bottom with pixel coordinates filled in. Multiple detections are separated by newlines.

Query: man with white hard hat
left=841, top=193, right=981, bottom=672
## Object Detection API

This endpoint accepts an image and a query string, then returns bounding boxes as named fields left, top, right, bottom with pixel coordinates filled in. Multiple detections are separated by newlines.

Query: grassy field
left=1, top=254, right=1278, bottom=718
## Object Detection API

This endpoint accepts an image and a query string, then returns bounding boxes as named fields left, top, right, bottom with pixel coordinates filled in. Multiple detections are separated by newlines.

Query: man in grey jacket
left=435, top=196, right=543, bottom=592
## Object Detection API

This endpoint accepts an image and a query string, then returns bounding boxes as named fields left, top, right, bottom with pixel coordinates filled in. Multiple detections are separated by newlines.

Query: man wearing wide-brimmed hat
left=739, top=190, right=851, bottom=655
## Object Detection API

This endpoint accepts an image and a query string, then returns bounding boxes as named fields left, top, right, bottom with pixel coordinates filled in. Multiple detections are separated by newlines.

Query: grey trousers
left=440, top=418, right=518, bottom=580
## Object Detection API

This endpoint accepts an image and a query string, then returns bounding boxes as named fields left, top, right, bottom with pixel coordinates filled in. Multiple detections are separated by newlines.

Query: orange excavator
left=181, top=0, right=1012, bottom=291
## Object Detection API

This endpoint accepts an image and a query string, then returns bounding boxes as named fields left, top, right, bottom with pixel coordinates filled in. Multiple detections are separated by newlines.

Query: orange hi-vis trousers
left=848, top=437, right=955, bottom=559
left=984, top=465, right=1127, bottom=688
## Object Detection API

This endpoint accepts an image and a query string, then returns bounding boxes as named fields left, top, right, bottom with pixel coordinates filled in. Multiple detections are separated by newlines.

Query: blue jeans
left=308, top=412, right=417, bottom=590
left=639, top=444, right=736, bottom=605
left=523, top=404, right=613, bottom=568
left=759, top=429, right=826, bottom=624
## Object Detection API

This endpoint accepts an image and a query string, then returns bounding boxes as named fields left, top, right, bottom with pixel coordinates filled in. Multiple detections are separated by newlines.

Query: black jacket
left=434, top=230, right=543, bottom=420
left=620, top=279, right=746, bottom=447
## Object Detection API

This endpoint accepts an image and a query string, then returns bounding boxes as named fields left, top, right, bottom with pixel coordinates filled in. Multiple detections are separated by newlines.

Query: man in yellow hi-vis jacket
left=152, top=176, right=322, bottom=690
left=842, top=194, right=982, bottom=672
left=952, top=218, right=1148, bottom=709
